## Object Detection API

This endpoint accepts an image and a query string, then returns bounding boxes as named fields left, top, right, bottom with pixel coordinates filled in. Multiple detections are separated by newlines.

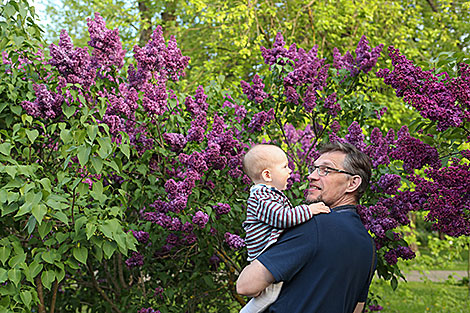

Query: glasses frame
left=308, top=165, right=356, bottom=177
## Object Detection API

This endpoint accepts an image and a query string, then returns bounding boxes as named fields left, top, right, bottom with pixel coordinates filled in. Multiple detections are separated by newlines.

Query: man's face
left=306, top=151, right=353, bottom=207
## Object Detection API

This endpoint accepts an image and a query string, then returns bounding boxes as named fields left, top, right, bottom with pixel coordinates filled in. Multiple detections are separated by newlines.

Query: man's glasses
left=308, top=165, right=356, bottom=177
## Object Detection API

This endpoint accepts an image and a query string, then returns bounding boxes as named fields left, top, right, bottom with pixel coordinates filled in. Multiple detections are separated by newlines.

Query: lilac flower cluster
left=185, top=86, right=208, bottom=143
left=125, top=252, right=144, bottom=268
left=410, top=162, right=470, bottom=236
left=390, top=126, right=440, bottom=172
left=222, top=100, right=247, bottom=123
left=132, top=26, right=190, bottom=86
left=241, top=74, right=268, bottom=104
left=132, top=230, right=150, bottom=244
left=364, top=128, right=393, bottom=168
left=87, top=12, right=126, bottom=74
left=260, top=32, right=296, bottom=67
left=49, top=30, right=96, bottom=90
left=192, top=211, right=209, bottom=228
left=224, top=232, right=245, bottom=250
left=333, top=35, right=383, bottom=77
left=21, top=84, right=64, bottom=119
left=384, top=246, right=415, bottom=265
left=163, top=132, right=187, bottom=152
left=372, top=174, right=402, bottom=195
left=377, top=46, right=470, bottom=131
left=247, top=108, right=274, bottom=133
left=154, top=286, right=164, bottom=299
left=214, top=203, right=231, bottom=217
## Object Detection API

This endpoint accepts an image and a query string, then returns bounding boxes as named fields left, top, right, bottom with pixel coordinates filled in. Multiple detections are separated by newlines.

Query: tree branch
left=49, top=279, right=58, bottom=313
left=87, top=260, right=122, bottom=313
left=36, top=276, right=46, bottom=313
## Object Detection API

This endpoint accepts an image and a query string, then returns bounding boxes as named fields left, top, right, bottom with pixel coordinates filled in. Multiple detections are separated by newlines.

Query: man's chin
left=306, top=194, right=322, bottom=204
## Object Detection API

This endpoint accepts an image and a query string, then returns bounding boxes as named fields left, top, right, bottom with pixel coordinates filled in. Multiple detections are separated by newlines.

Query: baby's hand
left=308, top=202, right=330, bottom=215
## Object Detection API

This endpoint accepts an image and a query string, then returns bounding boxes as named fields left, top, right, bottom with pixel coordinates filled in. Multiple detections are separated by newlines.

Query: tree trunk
left=138, top=0, right=153, bottom=45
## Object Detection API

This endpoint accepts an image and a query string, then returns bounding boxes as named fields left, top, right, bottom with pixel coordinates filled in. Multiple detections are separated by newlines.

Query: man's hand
left=236, top=260, right=275, bottom=297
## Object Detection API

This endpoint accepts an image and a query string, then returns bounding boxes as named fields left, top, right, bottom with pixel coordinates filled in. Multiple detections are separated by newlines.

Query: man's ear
left=346, top=175, right=362, bottom=194
left=261, top=169, right=272, bottom=182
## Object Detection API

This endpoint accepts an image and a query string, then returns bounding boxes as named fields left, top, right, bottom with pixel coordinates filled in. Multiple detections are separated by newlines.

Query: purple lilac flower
left=333, top=35, right=383, bottom=77
left=192, top=211, right=209, bottom=228
left=374, top=174, right=402, bottom=195
left=87, top=12, right=126, bottom=72
left=377, top=46, right=468, bottom=131
left=132, top=230, right=149, bottom=244
left=163, top=133, right=187, bottom=152
left=323, top=93, right=340, bottom=117
left=224, top=232, right=245, bottom=250
left=133, top=25, right=189, bottom=83
left=344, top=121, right=366, bottom=151
left=260, top=32, right=291, bottom=66
left=390, top=126, right=440, bottom=172
left=125, top=252, right=144, bottom=268
left=49, top=30, right=95, bottom=89
left=214, top=203, right=231, bottom=216
left=241, top=74, right=268, bottom=104
left=21, top=84, right=64, bottom=119
left=154, top=287, right=164, bottom=299
left=368, top=304, right=384, bottom=311
left=141, top=78, right=167, bottom=115
left=247, top=108, right=275, bottom=133
left=166, top=233, right=179, bottom=245
left=182, top=232, right=197, bottom=245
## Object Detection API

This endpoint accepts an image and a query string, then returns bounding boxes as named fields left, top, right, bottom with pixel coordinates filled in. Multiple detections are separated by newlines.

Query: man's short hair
left=318, top=142, right=372, bottom=201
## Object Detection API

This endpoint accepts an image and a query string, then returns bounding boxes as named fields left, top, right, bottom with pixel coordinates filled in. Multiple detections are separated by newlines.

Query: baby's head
left=242, top=144, right=292, bottom=190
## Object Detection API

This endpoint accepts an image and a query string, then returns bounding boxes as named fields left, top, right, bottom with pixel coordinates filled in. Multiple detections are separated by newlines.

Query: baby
left=240, top=144, right=330, bottom=313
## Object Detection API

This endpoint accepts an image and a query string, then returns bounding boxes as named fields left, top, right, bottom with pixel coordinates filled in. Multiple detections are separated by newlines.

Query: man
left=236, top=142, right=376, bottom=313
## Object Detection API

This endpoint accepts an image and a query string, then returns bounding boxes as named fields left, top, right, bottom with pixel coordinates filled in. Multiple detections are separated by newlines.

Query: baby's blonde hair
left=242, top=144, right=285, bottom=182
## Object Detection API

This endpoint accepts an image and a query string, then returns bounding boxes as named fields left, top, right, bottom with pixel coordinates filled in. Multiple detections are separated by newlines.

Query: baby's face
left=268, top=150, right=292, bottom=190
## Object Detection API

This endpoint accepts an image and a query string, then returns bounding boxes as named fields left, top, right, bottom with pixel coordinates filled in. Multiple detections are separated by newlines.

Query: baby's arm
left=255, top=192, right=328, bottom=228
left=308, top=202, right=330, bottom=215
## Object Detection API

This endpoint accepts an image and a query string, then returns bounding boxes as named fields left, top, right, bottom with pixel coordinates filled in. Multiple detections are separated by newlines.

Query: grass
left=370, top=279, right=470, bottom=313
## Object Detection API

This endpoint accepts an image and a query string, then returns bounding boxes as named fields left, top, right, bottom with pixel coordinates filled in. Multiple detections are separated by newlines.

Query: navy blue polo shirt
left=257, top=205, right=375, bottom=313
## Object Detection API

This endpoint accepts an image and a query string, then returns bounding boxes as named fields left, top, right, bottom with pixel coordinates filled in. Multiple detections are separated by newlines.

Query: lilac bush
left=2, top=9, right=469, bottom=313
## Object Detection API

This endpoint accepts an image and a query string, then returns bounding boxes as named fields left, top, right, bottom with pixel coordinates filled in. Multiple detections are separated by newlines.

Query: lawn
left=370, top=279, right=470, bottom=313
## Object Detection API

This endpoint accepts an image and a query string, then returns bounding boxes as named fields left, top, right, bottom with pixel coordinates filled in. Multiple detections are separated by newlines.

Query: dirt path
left=402, top=270, right=468, bottom=282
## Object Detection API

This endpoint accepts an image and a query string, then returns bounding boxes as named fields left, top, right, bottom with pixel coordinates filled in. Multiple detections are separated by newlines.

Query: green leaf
left=4, top=166, right=16, bottom=179
left=38, top=178, right=52, bottom=192
left=55, top=267, right=65, bottom=283
left=41, top=250, right=56, bottom=264
left=32, top=203, right=47, bottom=225
left=41, top=270, right=55, bottom=290
left=38, top=221, right=52, bottom=239
left=102, top=241, right=116, bottom=259
left=90, top=156, right=103, bottom=173
left=8, top=269, right=21, bottom=287
left=119, top=143, right=130, bottom=159
left=72, top=246, right=88, bottom=264
left=0, top=268, right=7, bottom=283
left=62, top=105, right=76, bottom=119
left=8, top=253, right=26, bottom=268
left=52, top=211, right=69, bottom=224
left=87, top=125, right=98, bottom=142
left=20, top=290, right=32, bottom=308
left=29, top=260, right=43, bottom=279
left=77, top=145, right=91, bottom=166
left=0, top=143, right=12, bottom=156
left=86, top=223, right=97, bottom=240
left=0, top=247, right=10, bottom=266
left=25, top=129, right=39, bottom=143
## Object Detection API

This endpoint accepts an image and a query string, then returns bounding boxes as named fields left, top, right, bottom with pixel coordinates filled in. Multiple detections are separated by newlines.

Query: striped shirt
left=243, top=184, right=313, bottom=261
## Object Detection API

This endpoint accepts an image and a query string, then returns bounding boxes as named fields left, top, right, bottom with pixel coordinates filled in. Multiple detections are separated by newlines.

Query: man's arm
left=353, top=302, right=365, bottom=313
left=236, top=260, right=275, bottom=297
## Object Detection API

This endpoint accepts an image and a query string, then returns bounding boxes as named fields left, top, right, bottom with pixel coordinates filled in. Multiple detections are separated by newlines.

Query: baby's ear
left=261, top=169, right=272, bottom=182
